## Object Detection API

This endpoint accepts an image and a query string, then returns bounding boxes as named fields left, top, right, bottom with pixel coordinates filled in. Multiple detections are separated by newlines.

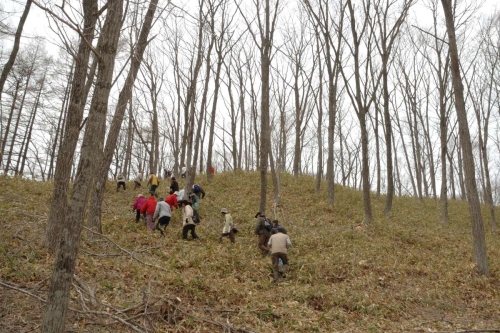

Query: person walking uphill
left=219, top=208, right=235, bottom=243
left=141, top=194, right=157, bottom=231
left=180, top=200, right=198, bottom=240
left=147, top=172, right=159, bottom=195
left=116, top=174, right=126, bottom=191
left=254, top=212, right=271, bottom=255
left=268, top=226, right=292, bottom=282
left=153, top=197, right=172, bottom=235
left=170, top=177, right=179, bottom=193
left=134, top=170, right=144, bottom=190
left=131, top=194, right=146, bottom=223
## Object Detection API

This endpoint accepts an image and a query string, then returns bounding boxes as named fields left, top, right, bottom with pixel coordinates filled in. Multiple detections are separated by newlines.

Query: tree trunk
left=41, top=0, right=123, bottom=330
left=45, top=0, right=99, bottom=253
left=440, top=0, right=489, bottom=276
left=87, top=0, right=158, bottom=232
left=0, top=0, right=32, bottom=100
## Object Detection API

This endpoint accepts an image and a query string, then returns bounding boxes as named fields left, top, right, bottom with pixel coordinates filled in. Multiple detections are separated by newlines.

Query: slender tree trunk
left=19, top=74, right=45, bottom=175
left=0, top=80, right=21, bottom=165
left=441, top=0, right=489, bottom=276
left=87, top=0, right=158, bottom=232
left=41, top=0, right=123, bottom=330
left=0, top=0, right=32, bottom=101
left=45, top=0, right=99, bottom=253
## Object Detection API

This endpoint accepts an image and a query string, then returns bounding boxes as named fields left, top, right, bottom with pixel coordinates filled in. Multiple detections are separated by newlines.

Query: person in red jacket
left=131, top=194, right=146, bottom=223
left=140, top=194, right=157, bottom=231
left=165, top=189, right=178, bottom=211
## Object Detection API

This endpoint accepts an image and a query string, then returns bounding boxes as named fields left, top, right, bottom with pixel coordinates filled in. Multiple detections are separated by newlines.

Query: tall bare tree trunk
left=440, top=0, right=488, bottom=276
left=45, top=0, right=99, bottom=253
left=87, top=0, right=158, bottom=232
left=0, top=0, right=32, bottom=101
left=41, top=0, right=123, bottom=330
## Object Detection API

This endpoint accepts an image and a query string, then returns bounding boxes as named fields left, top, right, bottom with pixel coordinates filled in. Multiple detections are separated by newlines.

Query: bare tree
left=440, top=0, right=488, bottom=276
left=42, top=0, right=124, bottom=329
left=45, top=0, right=99, bottom=253
left=237, top=0, right=281, bottom=212
left=87, top=0, right=159, bottom=232
left=0, top=0, right=32, bottom=101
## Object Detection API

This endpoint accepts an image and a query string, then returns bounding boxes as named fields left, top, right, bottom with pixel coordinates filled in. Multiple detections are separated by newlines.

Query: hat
left=255, top=212, right=264, bottom=218
left=171, top=177, right=176, bottom=180
left=137, top=194, right=143, bottom=197
left=220, top=208, right=228, bottom=214
left=158, top=197, right=164, bottom=202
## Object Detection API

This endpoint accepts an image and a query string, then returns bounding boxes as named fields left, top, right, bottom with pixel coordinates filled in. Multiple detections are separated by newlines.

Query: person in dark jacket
left=271, top=220, right=287, bottom=234
left=170, top=177, right=179, bottom=193
left=254, top=212, right=271, bottom=255
left=191, top=184, right=205, bottom=199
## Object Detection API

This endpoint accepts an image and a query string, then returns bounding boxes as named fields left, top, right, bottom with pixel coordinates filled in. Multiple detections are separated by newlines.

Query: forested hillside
left=1, top=173, right=499, bottom=332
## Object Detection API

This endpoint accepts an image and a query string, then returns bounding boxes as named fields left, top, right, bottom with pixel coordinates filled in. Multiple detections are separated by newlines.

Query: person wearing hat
left=267, top=226, right=292, bottom=282
left=254, top=212, right=271, bottom=255
left=219, top=208, right=235, bottom=243
left=179, top=200, right=199, bottom=240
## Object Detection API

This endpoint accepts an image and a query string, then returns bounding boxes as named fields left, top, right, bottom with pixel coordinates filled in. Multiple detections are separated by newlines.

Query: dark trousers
left=135, top=209, right=145, bottom=223
left=158, top=216, right=171, bottom=228
left=134, top=181, right=141, bottom=189
left=182, top=224, right=198, bottom=239
left=117, top=182, right=126, bottom=191
left=271, top=252, right=289, bottom=281
left=220, top=230, right=235, bottom=243
left=258, top=233, right=270, bottom=254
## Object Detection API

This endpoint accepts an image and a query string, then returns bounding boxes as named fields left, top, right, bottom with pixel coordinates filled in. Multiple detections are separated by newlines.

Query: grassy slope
left=0, top=172, right=499, bottom=332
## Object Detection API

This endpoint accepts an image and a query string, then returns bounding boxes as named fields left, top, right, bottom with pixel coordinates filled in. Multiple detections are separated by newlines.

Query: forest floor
left=1, top=172, right=500, bottom=333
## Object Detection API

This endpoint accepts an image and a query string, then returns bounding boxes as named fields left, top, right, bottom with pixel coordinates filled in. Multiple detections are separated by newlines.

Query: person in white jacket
left=153, top=197, right=172, bottom=235
left=268, top=227, right=292, bottom=282
left=180, top=200, right=198, bottom=240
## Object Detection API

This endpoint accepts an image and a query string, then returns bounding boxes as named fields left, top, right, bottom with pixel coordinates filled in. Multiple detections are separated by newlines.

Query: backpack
left=193, top=184, right=201, bottom=193
left=263, top=217, right=272, bottom=232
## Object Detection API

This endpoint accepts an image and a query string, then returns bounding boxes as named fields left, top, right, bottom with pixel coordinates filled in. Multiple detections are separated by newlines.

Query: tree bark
left=0, top=0, right=32, bottom=101
left=45, top=0, right=99, bottom=253
left=440, top=0, right=489, bottom=276
left=41, top=0, right=123, bottom=330
left=87, top=0, right=158, bottom=232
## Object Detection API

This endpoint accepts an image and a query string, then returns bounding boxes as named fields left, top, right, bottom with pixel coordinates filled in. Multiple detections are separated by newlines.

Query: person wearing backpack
left=133, top=170, right=144, bottom=190
left=268, top=226, right=292, bottom=282
left=180, top=200, right=199, bottom=240
left=254, top=212, right=271, bottom=255
left=192, top=184, right=205, bottom=199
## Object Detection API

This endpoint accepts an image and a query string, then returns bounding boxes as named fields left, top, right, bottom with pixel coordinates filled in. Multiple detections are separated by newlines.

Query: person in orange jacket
left=140, top=194, right=157, bottom=231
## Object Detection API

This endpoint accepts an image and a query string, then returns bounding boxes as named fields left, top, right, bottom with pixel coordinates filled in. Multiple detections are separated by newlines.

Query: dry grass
left=0, top=172, right=499, bottom=333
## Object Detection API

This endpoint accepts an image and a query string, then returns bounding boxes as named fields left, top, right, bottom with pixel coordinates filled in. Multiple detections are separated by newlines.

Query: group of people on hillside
left=124, top=169, right=292, bottom=283
left=254, top=212, right=291, bottom=282
left=130, top=170, right=208, bottom=240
